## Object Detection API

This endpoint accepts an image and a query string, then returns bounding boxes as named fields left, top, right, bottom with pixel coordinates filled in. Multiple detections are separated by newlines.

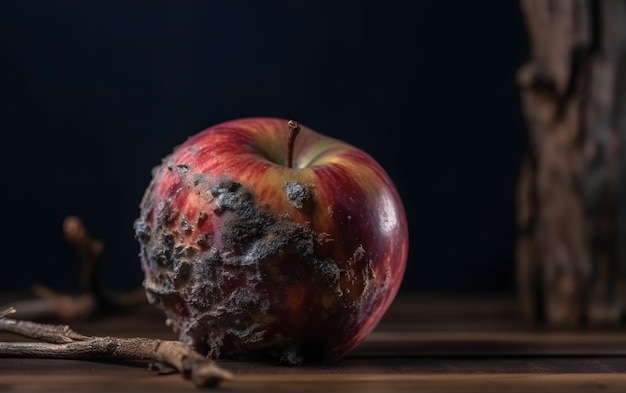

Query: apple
left=134, top=117, right=408, bottom=364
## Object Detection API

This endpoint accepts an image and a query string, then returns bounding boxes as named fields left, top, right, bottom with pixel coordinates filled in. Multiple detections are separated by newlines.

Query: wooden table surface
left=2, top=293, right=626, bottom=392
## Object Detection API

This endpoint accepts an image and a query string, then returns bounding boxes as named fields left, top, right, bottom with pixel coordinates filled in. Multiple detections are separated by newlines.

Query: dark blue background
left=0, top=1, right=527, bottom=295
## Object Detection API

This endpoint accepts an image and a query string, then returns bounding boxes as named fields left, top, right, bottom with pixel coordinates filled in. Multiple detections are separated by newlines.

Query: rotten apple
left=134, top=118, right=408, bottom=364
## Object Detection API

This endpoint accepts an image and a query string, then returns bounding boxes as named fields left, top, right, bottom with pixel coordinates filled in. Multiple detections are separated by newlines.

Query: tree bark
left=516, top=0, right=626, bottom=326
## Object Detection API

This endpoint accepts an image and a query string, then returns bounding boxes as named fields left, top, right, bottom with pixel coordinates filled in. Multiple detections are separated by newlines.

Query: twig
left=1, top=216, right=147, bottom=321
left=0, top=307, right=15, bottom=319
left=32, top=285, right=96, bottom=320
left=0, top=308, right=233, bottom=388
left=63, top=215, right=104, bottom=293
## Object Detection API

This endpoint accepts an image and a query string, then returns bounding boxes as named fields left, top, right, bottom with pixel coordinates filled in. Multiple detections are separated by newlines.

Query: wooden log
left=516, top=0, right=626, bottom=326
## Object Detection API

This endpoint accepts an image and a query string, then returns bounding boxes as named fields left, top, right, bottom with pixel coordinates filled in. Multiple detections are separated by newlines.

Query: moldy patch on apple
left=134, top=163, right=371, bottom=364
left=283, top=181, right=311, bottom=209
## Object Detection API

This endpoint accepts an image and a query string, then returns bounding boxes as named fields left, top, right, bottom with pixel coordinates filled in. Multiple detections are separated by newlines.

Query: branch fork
left=0, top=307, right=233, bottom=388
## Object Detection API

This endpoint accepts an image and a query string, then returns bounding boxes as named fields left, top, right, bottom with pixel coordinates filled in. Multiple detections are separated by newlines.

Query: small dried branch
left=0, top=316, right=89, bottom=344
left=63, top=215, right=105, bottom=293
left=0, top=307, right=15, bottom=319
left=1, top=216, right=147, bottom=321
left=0, top=308, right=233, bottom=388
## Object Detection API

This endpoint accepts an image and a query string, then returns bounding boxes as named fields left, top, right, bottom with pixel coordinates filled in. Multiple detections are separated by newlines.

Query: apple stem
left=287, top=120, right=301, bottom=169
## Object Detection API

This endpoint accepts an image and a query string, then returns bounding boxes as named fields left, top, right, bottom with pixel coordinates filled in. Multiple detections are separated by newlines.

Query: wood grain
left=2, top=295, right=626, bottom=392
left=516, top=0, right=626, bottom=328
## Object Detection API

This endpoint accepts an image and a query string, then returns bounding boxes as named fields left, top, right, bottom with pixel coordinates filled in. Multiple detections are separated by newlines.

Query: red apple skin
left=134, top=117, right=408, bottom=364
